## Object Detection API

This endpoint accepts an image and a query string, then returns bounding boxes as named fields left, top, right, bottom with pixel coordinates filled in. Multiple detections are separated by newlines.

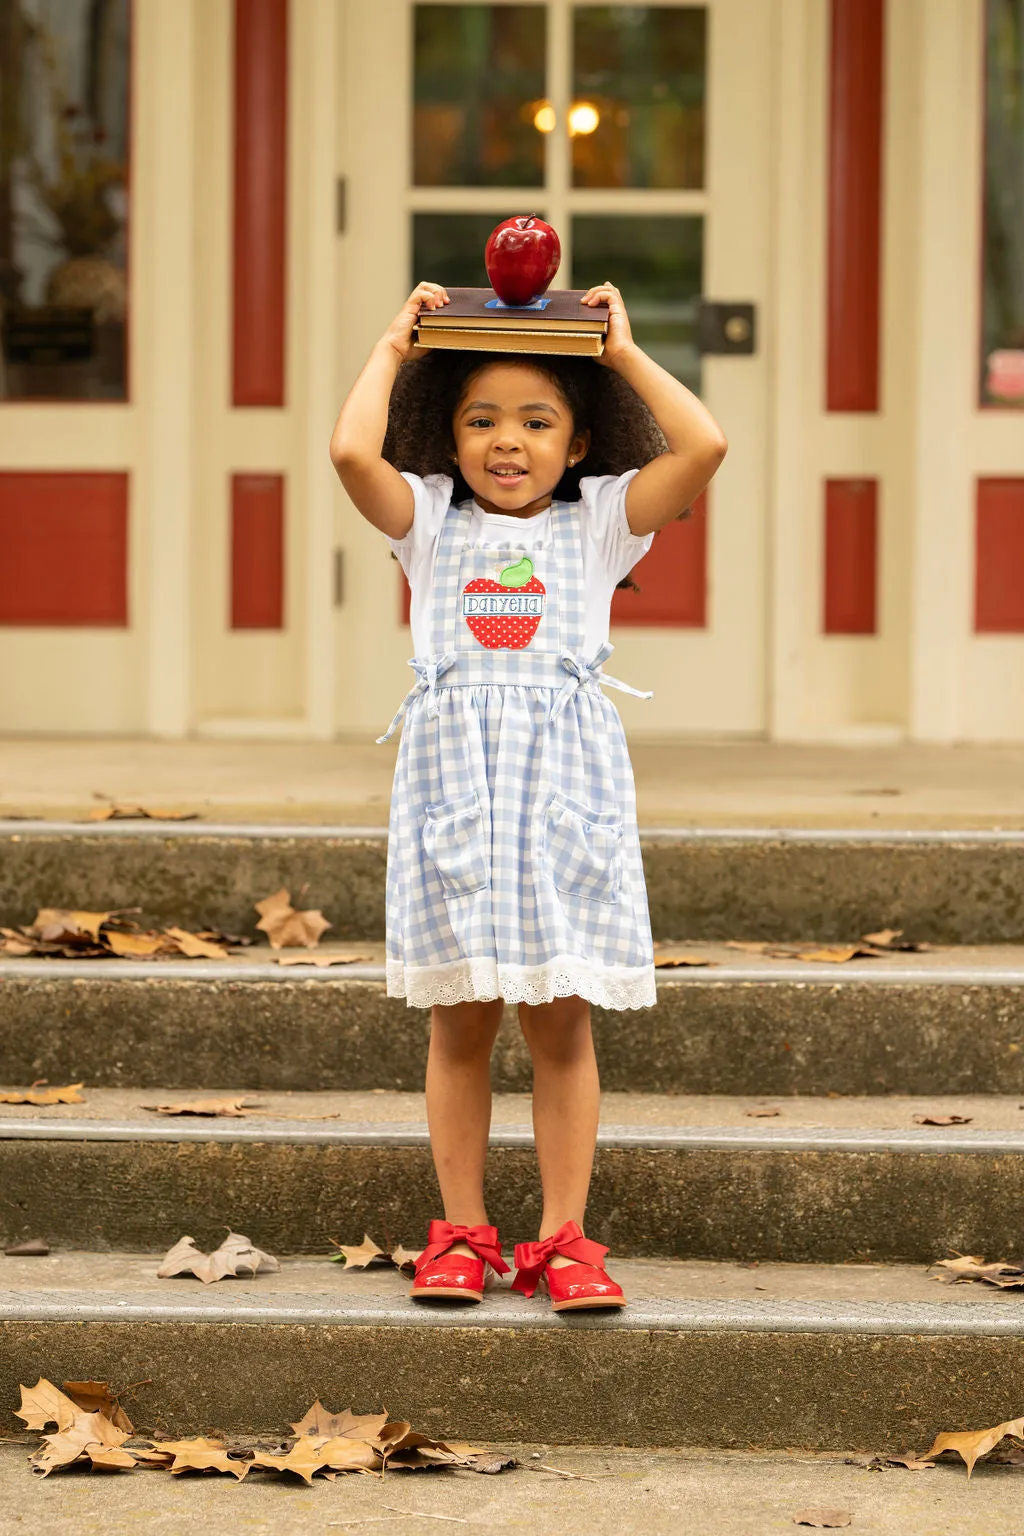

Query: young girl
left=330, top=278, right=727, bottom=1312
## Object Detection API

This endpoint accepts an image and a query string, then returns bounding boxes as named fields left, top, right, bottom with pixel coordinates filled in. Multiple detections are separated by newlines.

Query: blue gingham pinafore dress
left=379, top=498, right=656, bottom=1011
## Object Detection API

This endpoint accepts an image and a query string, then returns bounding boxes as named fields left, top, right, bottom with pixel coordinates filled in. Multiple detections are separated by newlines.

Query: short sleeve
left=578, top=470, right=654, bottom=585
left=386, top=472, right=453, bottom=578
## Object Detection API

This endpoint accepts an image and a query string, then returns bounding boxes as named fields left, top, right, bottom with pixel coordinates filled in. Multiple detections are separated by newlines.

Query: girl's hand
left=380, top=281, right=450, bottom=363
left=582, top=281, right=635, bottom=367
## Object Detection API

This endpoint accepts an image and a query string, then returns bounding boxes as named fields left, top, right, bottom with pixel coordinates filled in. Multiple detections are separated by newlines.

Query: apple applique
left=485, top=216, right=561, bottom=307
left=462, top=556, right=546, bottom=650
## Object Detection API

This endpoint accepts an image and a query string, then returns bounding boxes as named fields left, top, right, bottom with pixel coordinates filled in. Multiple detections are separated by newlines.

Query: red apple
left=485, top=216, right=561, bottom=307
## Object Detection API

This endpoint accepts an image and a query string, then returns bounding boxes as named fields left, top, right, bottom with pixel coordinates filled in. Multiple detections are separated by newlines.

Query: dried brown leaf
left=250, top=1437, right=336, bottom=1484
left=15, top=1379, right=78, bottom=1433
left=31, top=1409, right=134, bottom=1476
left=255, top=887, right=332, bottom=950
left=859, top=1453, right=935, bottom=1471
left=28, top=908, right=112, bottom=943
left=148, top=1436, right=250, bottom=1479
left=912, top=1113, right=973, bottom=1126
left=792, top=1513, right=852, bottom=1529
left=335, top=1234, right=386, bottom=1269
left=143, top=1096, right=263, bottom=1117
left=4, top=1237, right=49, bottom=1256
left=289, top=1402, right=391, bottom=1443
left=0, top=1082, right=84, bottom=1105
left=927, top=1417, right=1024, bottom=1477
left=106, top=930, right=174, bottom=958
left=164, top=927, right=229, bottom=960
left=744, top=1107, right=780, bottom=1118
left=801, top=945, right=877, bottom=963
left=61, top=1381, right=134, bottom=1434
left=0, top=933, right=34, bottom=955
left=653, top=955, right=716, bottom=969
left=156, top=1231, right=280, bottom=1285
left=87, top=804, right=198, bottom=822
left=274, top=952, right=373, bottom=967
left=933, top=1253, right=1024, bottom=1288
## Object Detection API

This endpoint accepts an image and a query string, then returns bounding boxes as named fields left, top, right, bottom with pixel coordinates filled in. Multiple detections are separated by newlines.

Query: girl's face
left=452, top=362, right=589, bottom=517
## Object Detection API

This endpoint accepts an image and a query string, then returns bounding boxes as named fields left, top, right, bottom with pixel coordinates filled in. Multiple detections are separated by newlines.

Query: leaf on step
left=164, top=926, right=229, bottom=960
left=932, top=1253, right=1024, bottom=1288
left=31, top=1408, right=135, bottom=1477
left=792, top=1512, right=852, bottom=1529
left=912, top=1113, right=972, bottom=1126
left=62, top=1381, right=134, bottom=1434
left=744, top=1107, right=780, bottom=1118
left=106, top=929, right=177, bottom=958
left=463, top=1451, right=521, bottom=1474
left=653, top=955, right=716, bottom=968
left=143, top=1096, right=264, bottom=1117
left=156, top=1231, right=280, bottom=1285
left=855, top=1453, right=935, bottom=1471
left=87, top=804, right=199, bottom=822
left=274, top=952, right=374, bottom=967
left=289, top=1402, right=391, bottom=1442
left=0, top=932, right=34, bottom=955
left=27, top=908, right=113, bottom=943
left=861, top=928, right=930, bottom=952
left=145, top=1436, right=250, bottom=1479
left=15, top=1379, right=79, bottom=1433
left=250, top=1437, right=337, bottom=1484
left=801, top=945, right=878, bottom=963
left=0, top=1082, right=84, bottom=1105
left=4, top=1237, right=49, bottom=1256
left=255, top=887, right=331, bottom=950
left=333, top=1234, right=386, bottom=1269
left=926, top=1417, right=1024, bottom=1478
left=726, top=939, right=883, bottom=964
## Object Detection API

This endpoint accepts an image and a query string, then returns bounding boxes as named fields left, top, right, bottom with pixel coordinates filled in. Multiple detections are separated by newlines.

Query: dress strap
left=376, top=652, right=457, bottom=744
left=550, top=501, right=586, bottom=654
left=432, top=501, right=474, bottom=656
left=548, top=642, right=653, bottom=723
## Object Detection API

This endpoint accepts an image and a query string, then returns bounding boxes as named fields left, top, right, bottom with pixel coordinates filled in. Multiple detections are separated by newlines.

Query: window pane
left=413, top=5, right=547, bottom=187
left=413, top=212, right=530, bottom=287
left=0, top=0, right=130, bottom=402
left=981, top=0, right=1024, bottom=406
left=572, top=6, right=706, bottom=189
left=572, top=215, right=702, bottom=393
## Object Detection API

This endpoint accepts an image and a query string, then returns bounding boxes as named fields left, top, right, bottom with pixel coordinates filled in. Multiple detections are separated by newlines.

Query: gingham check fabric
left=383, top=496, right=656, bottom=1011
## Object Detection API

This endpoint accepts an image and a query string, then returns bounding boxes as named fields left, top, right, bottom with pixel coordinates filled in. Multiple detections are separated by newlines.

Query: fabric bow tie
left=549, top=642, right=653, bottom=723
left=511, top=1220, right=609, bottom=1297
left=377, top=652, right=457, bottom=743
left=416, top=1220, right=510, bottom=1275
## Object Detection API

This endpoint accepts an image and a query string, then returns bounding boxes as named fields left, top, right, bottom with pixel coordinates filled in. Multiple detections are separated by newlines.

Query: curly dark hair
left=383, top=350, right=667, bottom=502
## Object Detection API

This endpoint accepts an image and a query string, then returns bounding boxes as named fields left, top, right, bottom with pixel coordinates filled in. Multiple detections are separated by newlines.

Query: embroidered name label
left=462, top=593, right=546, bottom=617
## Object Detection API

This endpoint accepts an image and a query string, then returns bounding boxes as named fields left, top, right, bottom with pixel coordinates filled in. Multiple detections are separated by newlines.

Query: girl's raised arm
left=329, top=281, right=450, bottom=539
left=582, top=283, right=728, bottom=537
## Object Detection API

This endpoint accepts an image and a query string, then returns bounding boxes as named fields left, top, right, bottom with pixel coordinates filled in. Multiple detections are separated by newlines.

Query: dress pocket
left=423, top=790, right=490, bottom=897
left=544, top=792, right=624, bottom=905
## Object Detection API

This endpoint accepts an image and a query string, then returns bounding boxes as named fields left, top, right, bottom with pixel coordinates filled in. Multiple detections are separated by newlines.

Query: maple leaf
left=744, top=1107, right=780, bottom=1118
left=932, top=1253, right=1024, bottom=1288
left=926, top=1416, right=1024, bottom=1477
left=335, top=1234, right=386, bottom=1268
left=87, top=804, right=198, bottom=821
left=145, top=1437, right=250, bottom=1479
left=15, top=1379, right=78, bottom=1433
left=250, top=1437, right=336, bottom=1484
left=31, top=1409, right=134, bottom=1477
left=912, top=1113, right=972, bottom=1126
left=105, top=930, right=174, bottom=958
left=653, top=955, right=716, bottom=969
left=255, top=887, right=331, bottom=949
left=164, top=927, right=229, bottom=960
left=156, top=1232, right=280, bottom=1284
left=275, top=952, right=373, bottom=967
left=27, top=908, right=112, bottom=943
left=62, top=1381, right=134, bottom=1433
left=0, top=1082, right=84, bottom=1105
left=144, top=1097, right=263, bottom=1118
left=289, top=1402, right=391, bottom=1443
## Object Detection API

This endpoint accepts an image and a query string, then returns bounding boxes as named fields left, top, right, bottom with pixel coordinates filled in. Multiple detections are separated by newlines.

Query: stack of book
left=414, top=288, right=609, bottom=358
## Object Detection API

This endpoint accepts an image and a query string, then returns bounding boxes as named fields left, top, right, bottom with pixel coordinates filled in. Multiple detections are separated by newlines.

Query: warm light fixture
left=532, top=102, right=556, bottom=133
left=567, top=101, right=600, bottom=136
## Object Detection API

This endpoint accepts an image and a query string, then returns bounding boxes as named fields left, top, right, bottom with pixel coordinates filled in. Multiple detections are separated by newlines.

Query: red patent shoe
left=512, top=1220, right=626, bottom=1312
left=410, top=1220, right=509, bottom=1303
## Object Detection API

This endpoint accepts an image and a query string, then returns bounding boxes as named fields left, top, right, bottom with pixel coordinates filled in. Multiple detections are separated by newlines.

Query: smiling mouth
left=488, top=466, right=527, bottom=481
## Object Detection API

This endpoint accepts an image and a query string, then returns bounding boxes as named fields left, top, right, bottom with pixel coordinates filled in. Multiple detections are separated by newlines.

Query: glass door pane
left=572, top=6, right=706, bottom=188
left=413, top=4, right=548, bottom=187
left=572, top=214, right=703, bottom=393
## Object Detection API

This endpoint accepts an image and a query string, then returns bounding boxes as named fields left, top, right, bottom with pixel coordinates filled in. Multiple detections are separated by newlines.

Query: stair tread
left=4, top=1086, right=1024, bottom=1138
left=2, top=1252, right=1020, bottom=1332
left=8, top=940, right=1024, bottom=984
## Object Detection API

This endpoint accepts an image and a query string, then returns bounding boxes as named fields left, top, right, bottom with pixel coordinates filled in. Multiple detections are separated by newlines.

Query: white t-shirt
left=388, top=470, right=654, bottom=659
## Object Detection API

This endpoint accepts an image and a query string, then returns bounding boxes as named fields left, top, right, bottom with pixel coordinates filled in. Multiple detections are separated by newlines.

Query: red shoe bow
left=511, top=1220, right=610, bottom=1297
left=415, top=1220, right=510, bottom=1277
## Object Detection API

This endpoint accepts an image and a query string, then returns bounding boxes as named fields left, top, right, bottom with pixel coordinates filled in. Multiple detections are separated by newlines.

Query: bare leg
left=518, top=994, right=600, bottom=1263
left=425, top=999, right=503, bottom=1250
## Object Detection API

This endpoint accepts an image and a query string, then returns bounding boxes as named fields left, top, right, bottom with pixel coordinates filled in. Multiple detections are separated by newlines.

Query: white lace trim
left=386, top=955, right=656, bottom=1011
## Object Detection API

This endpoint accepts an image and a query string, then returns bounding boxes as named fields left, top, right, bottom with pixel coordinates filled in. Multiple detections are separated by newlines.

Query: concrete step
left=7, top=820, right=1024, bottom=943
left=5, top=943, right=1024, bottom=1097
left=3, top=1089, right=1024, bottom=1263
left=2, top=1250, right=1023, bottom=1451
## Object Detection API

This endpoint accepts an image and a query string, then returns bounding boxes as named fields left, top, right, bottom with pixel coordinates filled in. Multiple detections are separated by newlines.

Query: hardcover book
left=414, top=287, right=609, bottom=358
